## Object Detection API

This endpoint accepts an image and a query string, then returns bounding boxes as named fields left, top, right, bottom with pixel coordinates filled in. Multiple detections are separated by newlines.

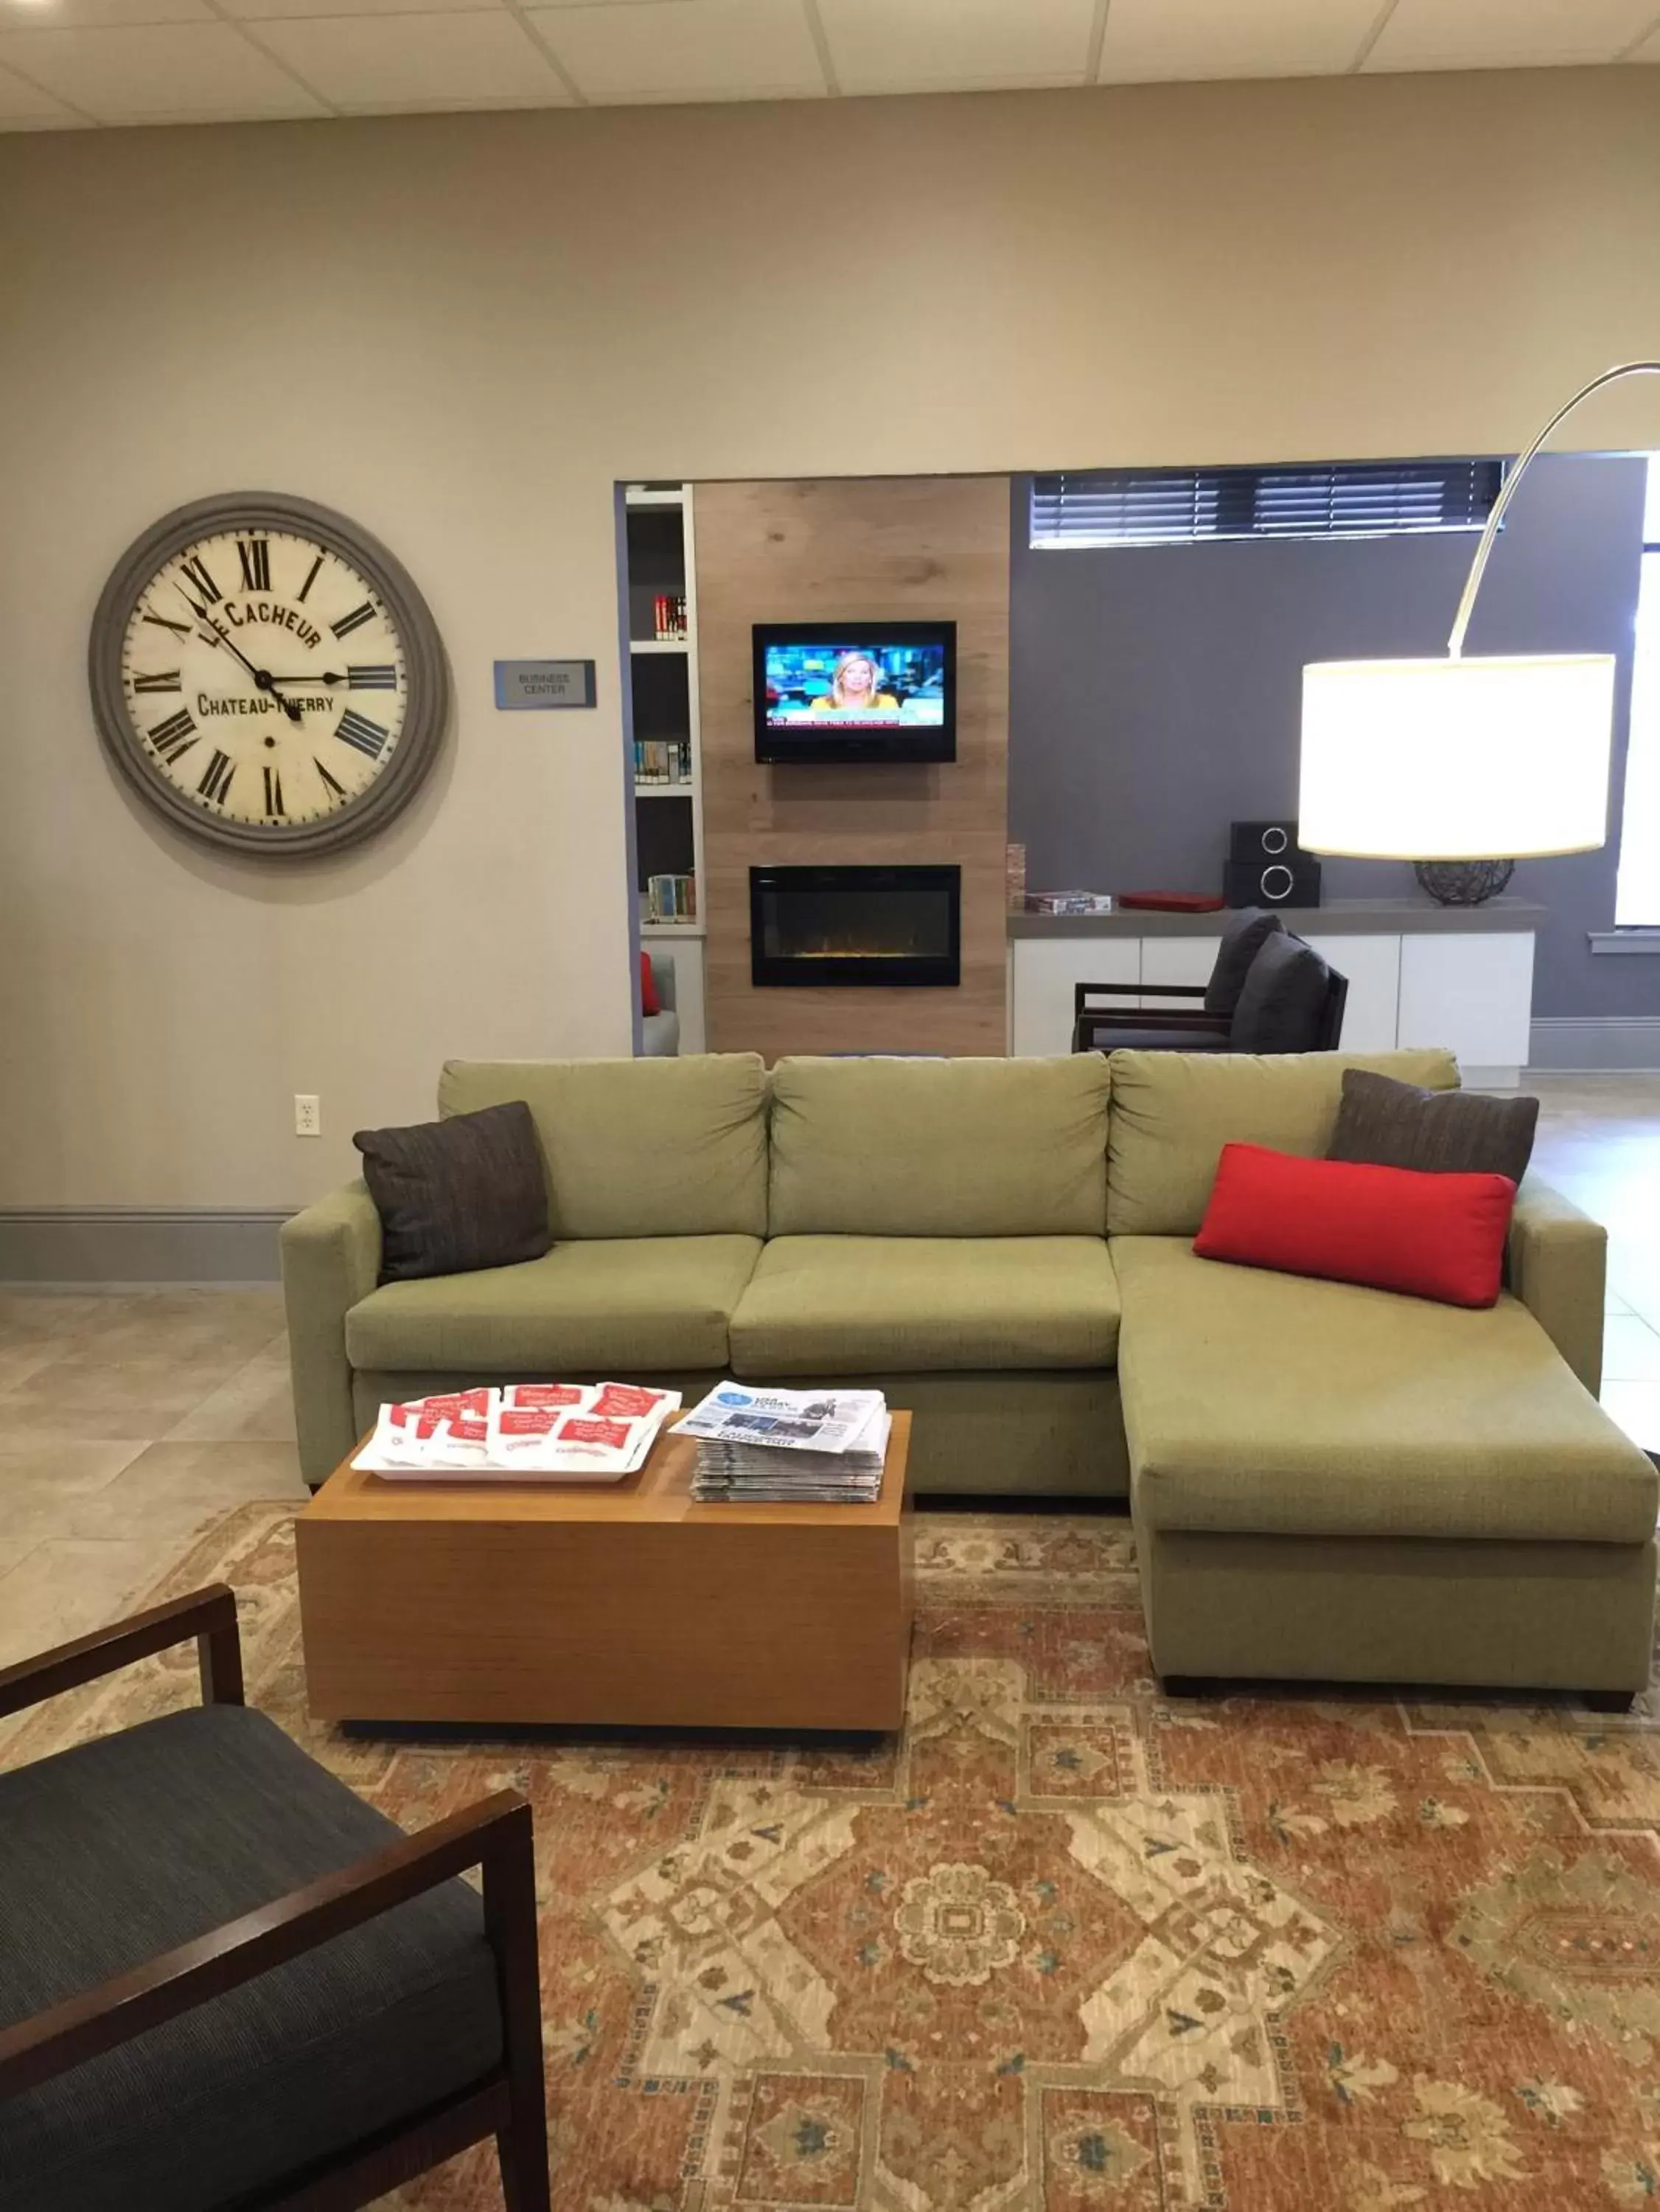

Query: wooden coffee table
left=296, top=1411, right=913, bottom=1732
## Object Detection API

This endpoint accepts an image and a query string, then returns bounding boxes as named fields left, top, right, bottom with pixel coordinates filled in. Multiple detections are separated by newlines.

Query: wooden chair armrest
left=1081, top=1009, right=1232, bottom=1032
left=0, top=1585, right=243, bottom=1721
left=1073, top=981, right=1213, bottom=1012
left=0, top=1791, right=535, bottom=2100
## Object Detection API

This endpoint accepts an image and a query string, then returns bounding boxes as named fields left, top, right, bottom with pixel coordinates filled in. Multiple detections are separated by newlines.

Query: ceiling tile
left=1364, top=0, right=1659, bottom=71
left=0, top=21, right=324, bottom=116
left=0, top=52, right=83, bottom=116
left=256, top=10, right=569, bottom=108
left=528, top=0, right=825, bottom=102
left=818, top=0, right=1095, bottom=94
left=223, top=0, right=501, bottom=19
left=0, top=0, right=210, bottom=23
left=1098, top=0, right=1383, bottom=82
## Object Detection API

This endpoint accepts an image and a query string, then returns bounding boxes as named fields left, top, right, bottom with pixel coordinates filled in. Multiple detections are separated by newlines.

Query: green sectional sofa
left=281, top=1047, right=1658, bottom=1698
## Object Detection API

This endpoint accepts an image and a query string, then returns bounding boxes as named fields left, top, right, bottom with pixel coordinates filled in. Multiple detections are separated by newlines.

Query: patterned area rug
left=7, top=1503, right=1660, bottom=2211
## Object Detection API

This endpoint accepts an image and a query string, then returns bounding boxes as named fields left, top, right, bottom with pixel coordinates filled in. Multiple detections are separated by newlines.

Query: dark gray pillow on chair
left=1204, top=906, right=1286, bottom=1015
left=1327, top=1068, right=1539, bottom=1184
left=1228, top=933, right=1332, bottom=1051
left=354, top=1101, right=550, bottom=1283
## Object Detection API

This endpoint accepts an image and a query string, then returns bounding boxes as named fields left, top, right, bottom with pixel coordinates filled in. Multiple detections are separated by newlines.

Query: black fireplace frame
left=749, top=865, right=962, bottom=988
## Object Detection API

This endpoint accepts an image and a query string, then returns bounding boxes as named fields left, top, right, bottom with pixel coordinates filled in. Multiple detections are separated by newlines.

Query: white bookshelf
left=623, top=483, right=706, bottom=1046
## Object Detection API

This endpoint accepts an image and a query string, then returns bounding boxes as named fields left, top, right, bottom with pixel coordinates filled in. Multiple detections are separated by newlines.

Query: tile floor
left=0, top=1071, right=1656, bottom=1675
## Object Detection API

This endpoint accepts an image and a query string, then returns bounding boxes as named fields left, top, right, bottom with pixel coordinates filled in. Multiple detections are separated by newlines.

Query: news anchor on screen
left=809, top=653, right=900, bottom=717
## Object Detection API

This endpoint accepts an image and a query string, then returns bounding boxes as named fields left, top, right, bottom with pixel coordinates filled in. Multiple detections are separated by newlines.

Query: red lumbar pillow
left=639, top=949, right=661, bottom=1017
left=1193, top=1143, right=1516, bottom=1308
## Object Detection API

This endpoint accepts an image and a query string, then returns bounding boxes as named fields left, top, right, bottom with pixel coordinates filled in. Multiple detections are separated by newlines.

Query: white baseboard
left=1528, top=1018, right=1660, bottom=1072
left=0, top=1208, right=290, bottom=1284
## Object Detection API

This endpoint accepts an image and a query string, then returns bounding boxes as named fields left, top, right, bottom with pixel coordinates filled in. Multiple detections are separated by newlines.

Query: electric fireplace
left=750, top=865, right=961, bottom=987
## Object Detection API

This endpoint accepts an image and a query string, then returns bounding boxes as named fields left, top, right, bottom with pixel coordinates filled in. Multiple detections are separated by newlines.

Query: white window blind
left=1614, top=456, right=1660, bottom=928
left=1030, top=459, right=1505, bottom=549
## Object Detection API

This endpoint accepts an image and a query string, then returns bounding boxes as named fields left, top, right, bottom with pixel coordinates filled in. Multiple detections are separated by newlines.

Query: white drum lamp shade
left=1295, top=361, right=1659, bottom=865
left=1300, top=654, right=1616, bottom=859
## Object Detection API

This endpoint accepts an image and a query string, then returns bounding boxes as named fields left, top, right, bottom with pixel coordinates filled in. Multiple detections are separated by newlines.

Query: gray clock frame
left=88, top=491, right=450, bottom=859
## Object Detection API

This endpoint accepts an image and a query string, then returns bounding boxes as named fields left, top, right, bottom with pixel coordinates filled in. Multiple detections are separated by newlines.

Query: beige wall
left=1, top=68, right=1657, bottom=1208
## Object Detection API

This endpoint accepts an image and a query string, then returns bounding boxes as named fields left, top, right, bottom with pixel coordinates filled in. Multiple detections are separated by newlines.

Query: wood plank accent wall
left=695, top=476, right=1011, bottom=1060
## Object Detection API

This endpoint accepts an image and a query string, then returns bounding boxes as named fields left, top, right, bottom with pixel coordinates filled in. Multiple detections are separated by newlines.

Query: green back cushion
left=769, top=1055, right=1111, bottom=1237
left=439, top=1055, right=767, bottom=1239
left=1106, top=1046, right=1460, bottom=1236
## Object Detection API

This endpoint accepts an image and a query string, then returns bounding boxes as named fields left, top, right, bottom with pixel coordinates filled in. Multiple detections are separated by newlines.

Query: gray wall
left=1008, top=453, right=1649, bottom=1017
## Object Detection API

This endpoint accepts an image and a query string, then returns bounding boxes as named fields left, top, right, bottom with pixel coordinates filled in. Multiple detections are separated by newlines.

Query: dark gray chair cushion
left=355, top=1098, right=550, bottom=1283
left=1327, top=1067, right=1540, bottom=1183
left=1228, top=933, right=1333, bottom=1052
left=1204, top=906, right=1285, bottom=1016
left=0, top=1705, right=502, bottom=2212
left=1094, top=1026, right=1234, bottom=1052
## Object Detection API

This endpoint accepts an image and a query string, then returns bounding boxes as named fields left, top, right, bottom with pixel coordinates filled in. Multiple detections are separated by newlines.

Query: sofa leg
left=1583, top=1689, right=1637, bottom=1714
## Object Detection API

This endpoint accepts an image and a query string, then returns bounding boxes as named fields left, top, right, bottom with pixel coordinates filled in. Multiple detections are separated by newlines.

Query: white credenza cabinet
left=1009, top=923, right=1535, bottom=1086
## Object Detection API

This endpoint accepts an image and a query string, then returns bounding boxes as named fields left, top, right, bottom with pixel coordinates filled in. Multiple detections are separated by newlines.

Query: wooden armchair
left=0, top=1587, right=549, bottom=2212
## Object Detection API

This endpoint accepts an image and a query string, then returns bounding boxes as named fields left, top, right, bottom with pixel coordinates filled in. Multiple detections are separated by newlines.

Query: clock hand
left=169, top=580, right=302, bottom=723
left=265, top=670, right=346, bottom=689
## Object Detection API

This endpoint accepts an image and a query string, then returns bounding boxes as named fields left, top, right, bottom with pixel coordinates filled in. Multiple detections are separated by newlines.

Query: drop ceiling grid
left=0, top=0, right=1655, bottom=131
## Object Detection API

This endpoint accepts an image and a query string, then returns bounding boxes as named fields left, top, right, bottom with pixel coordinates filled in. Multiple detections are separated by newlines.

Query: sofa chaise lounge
left=282, top=1049, right=1657, bottom=1700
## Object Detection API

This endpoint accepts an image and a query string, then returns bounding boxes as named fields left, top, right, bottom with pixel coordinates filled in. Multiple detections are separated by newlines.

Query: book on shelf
left=652, top=593, right=688, bottom=641
left=1024, top=890, right=1116, bottom=915
left=644, top=873, right=697, bottom=923
left=632, top=737, right=693, bottom=787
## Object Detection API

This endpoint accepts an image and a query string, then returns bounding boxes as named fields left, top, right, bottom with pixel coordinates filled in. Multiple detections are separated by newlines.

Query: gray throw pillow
left=354, top=1101, right=550, bottom=1283
left=1228, top=933, right=1332, bottom=1051
left=1327, top=1068, right=1538, bottom=1185
left=1205, top=906, right=1286, bottom=1015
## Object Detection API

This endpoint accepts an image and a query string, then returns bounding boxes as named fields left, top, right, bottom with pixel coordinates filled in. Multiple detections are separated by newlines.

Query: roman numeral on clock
left=237, top=538, right=271, bottom=593
left=142, top=611, right=192, bottom=639
left=336, top=709, right=389, bottom=759
left=296, top=553, right=322, bottom=604
left=263, top=765, right=285, bottom=818
left=178, top=554, right=221, bottom=605
left=198, top=748, right=235, bottom=805
left=330, top=602, right=375, bottom=641
left=346, top=664, right=398, bottom=689
left=315, top=757, right=348, bottom=801
left=132, top=669, right=181, bottom=694
left=148, top=708, right=198, bottom=762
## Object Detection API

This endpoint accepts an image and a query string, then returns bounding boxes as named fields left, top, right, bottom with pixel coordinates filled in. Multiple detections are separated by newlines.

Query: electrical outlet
left=294, top=1094, right=321, bottom=1138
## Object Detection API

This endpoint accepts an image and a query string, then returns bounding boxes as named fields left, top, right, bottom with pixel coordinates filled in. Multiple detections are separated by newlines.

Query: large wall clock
left=89, top=492, right=448, bottom=857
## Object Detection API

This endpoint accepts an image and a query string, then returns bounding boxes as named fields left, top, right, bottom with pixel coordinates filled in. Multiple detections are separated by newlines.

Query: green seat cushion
left=768, top=1055, right=1110, bottom=1236
left=439, top=1055, right=767, bottom=1239
left=730, top=1235, right=1120, bottom=1375
left=345, top=1234, right=761, bottom=1374
left=1113, top=1234, right=1658, bottom=1544
left=1106, top=1046, right=1460, bottom=1237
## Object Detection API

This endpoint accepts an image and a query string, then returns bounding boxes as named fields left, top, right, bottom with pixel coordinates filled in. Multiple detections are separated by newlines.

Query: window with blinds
left=1029, top=460, right=1506, bottom=549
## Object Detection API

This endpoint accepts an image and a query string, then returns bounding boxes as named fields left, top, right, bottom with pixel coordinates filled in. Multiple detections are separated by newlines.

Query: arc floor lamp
left=1299, top=360, right=1660, bottom=862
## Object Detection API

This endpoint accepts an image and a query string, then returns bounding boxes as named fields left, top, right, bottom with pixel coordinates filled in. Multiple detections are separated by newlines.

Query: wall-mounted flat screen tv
left=753, top=622, right=956, bottom=763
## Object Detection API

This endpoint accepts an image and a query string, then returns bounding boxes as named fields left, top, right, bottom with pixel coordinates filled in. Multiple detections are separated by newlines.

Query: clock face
left=90, top=495, right=446, bottom=857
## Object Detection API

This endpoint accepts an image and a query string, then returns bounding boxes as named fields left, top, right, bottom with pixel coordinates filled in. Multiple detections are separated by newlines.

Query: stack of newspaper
left=680, top=1384, right=889, bottom=1504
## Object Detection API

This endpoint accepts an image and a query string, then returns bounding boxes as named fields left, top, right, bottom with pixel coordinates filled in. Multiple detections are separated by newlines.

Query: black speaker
left=1230, top=818, right=1305, bottom=864
left=1224, top=857, right=1322, bottom=909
